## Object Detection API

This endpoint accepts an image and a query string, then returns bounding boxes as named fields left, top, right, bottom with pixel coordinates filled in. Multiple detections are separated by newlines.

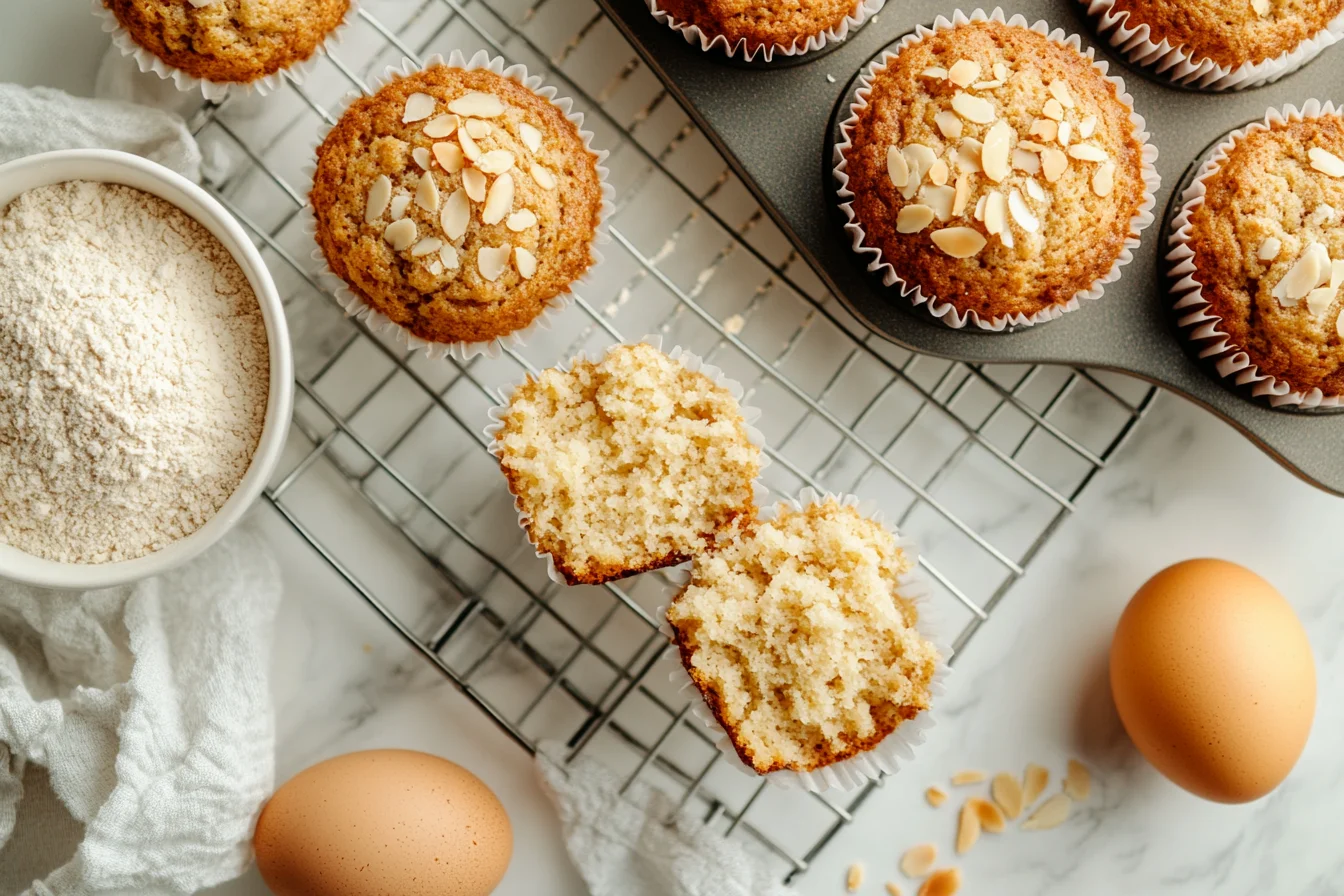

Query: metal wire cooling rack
left=183, top=0, right=1156, bottom=881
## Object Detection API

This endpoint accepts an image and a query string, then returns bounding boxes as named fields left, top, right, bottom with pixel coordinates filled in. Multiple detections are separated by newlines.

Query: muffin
left=666, top=498, right=939, bottom=776
left=490, top=342, right=761, bottom=585
left=310, top=61, right=604, bottom=352
left=101, top=0, right=350, bottom=87
left=1170, top=106, right=1344, bottom=407
left=836, top=17, right=1156, bottom=329
left=651, top=0, right=880, bottom=60
left=1085, top=0, right=1344, bottom=88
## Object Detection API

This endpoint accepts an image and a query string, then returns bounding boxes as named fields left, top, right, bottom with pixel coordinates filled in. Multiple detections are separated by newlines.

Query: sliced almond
left=515, top=246, right=538, bottom=279
left=1023, top=764, right=1050, bottom=805
left=921, top=185, right=956, bottom=221
left=993, top=61, right=1009, bottom=81
left=1041, top=148, right=1068, bottom=183
left=981, top=119, right=1012, bottom=183
left=482, top=172, right=515, bottom=225
left=531, top=163, right=557, bottom=190
left=918, top=869, right=962, bottom=896
left=888, top=146, right=911, bottom=188
left=477, top=244, right=512, bottom=281
left=364, top=174, right=392, bottom=224
left=847, top=863, right=864, bottom=892
left=886, top=884, right=903, bottom=896
left=457, top=127, right=483, bottom=162
left=926, top=785, right=949, bottom=808
left=1337, top=307, right=1344, bottom=339
left=935, top=110, right=964, bottom=140
left=519, top=122, right=543, bottom=152
left=1048, top=79, right=1075, bottom=108
left=1042, top=98, right=1065, bottom=121
left=948, top=59, right=981, bottom=88
left=463, top=168, right=488, bottom=203
left=1092, top=161, right=1116, bottom=197
left=439, top=243, right=460, bottom=270
left=412, top=146, right=432, bottom=170
left=464, top=118, right=492, bottom=139
left=415, top=173, right=440, bottom=212
left=1310, top=146, right=1344, bottom=177
left=991, top=772, right=1024, bottom=819
left=955, top=139, right=983, bottom=174
left=1016, top=140, right=1049, bottom=153
left=951, top=92, right=995, bottom=124
left=1331, top=259, right=1344, bottom=289
left=1252, top=0, right=1271, bottom=15
left=900, top=843, right=937, bottom=878
left=1008, top=188, right=1040, bottom=232
left=972, top=79, right=1003, bottom=89
left=952, top=174, right=970, bottom=216
left=897, top=204, right=937, bottom=233
left=402, top=92, right=436, bottom=123
left=931, top=227, right=987, bottom=258
left=929, top=159, right=950, bottom=186
left=984, top=190, right=1006, bottom=236
left=427, top=259, right=444, bottom=276
left=1314, top=203, right=1339, bottom=225
left=1026, top=179, right=1047, bottom=202
left=423, top=113, right=459, bottom=139
left=477, top=149, right=517, bottom=175
left=1255, top=235, right=1281, bottom=260
left=383, top=217, right=417, bottom=251
left=1029, top=118, right=1058, bottom=141
left=410, top=236, right=442, bottom=256
left=389, top=193, right=411, bottom=220
left=1064, top=760, right=1092, bottom=801
left=974, top=194, right=987, bottom=221
left=956, top=801, right=980, bottom=854
left=1307, top=285, right=1337, bottom=316
left=969, top=797, right=1006, bottom=833
left=921, top=66, right=949, bottom=79
left=1057, top=120, right=1072, bottom=147
left=902, top=144, right=938, bottom=198
left=1012, top=148, right=1041, bottom=175
left=440, top=188, right=470, bottom=240
left=448, top=91, right=505, bottom=118
left=506, top=209, right=537, bottom=231
left=1069, top=144, right=1108, bottom=162
left=1079, top=115, right=1098, bottom=139
left=1022, top=793, right=1072, bottom=831
left=433, top=141, right=465, bottom=173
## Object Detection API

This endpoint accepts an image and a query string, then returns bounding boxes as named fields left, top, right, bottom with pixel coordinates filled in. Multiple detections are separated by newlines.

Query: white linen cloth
left=536, top=742, right=799, bottom=896
left=0, top=80, right=281, bottom=895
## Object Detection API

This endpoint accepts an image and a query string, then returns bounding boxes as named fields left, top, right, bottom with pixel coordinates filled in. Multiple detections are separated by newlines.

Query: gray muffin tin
left=592, top=0, right=1344, bottom=496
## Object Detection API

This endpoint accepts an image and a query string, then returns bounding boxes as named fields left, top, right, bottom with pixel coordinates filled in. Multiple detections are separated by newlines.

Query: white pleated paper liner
left=92, top=0, right=358, bottom=102
left=648, top=0, right=885, bottom=63
left=833, top=8, right=1161, bottom=332
left=483, top=336, right=771, bottom=587
left=1166, top=100, right=1344, bottom=411
left=658, top=488, right=952, bottom=794
left=1081, top=0, right=1344, bottom=90
left=304, top=49, right=614, bottom=363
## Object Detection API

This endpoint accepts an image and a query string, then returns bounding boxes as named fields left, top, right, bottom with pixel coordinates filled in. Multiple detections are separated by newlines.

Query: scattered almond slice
left=935, top=110, right=964, bottom=140
left=1064, top=760, right=1093, bottom=801
left=926, top=785, right=949, bottom=808
left=1273, top=241, right=1329, bottom=304
left=886, top=883, right=903, bottom=896
left=1023, top=764, right=1049, bottom=805
left=1057, top=120, right=1072, bottom=147
left=383, top=217, right=417, bottom=251
left=1078, top=115, right=1098, bottom=139
left=427, top=259, right=444, bottom=276
left=1041, top=148, right=1068, bottom=183
left=415, top=173, right=440, bottom=213
left=1337, top=307, right=1344, bottom=339
left=1314, top=203, right=1339, bottom=225
left=1310, top=146, right=1344, bottom=178
left=929, top=159, right=950, bottom=186
left=432, top=141, right=465, bottom=173
left=440, top=189, right=470, bottom=240
left=981, top=120, right=1012, bottom=183
left=439, top=243, right=460, bottom=270
left=920, top=185, right=956, bottom=221
left=931, top=227, right=986, bottom=258
left=902, top=144, right=938, bottom=198
left=898, top=204, right=937, bottom=233
left=423, top=113, right=459, bottom=139
left=901, top=843, right=938, bottom=878
left=955, top=139, right=983, bottom=174
left=847, top=863, right=864, bottom=892
left=1008, top=189, right=1040, bottom=232
left=464, top=118, right=492, bottom=139
left=531, top=163, right=557, bottom=190
left=984, top=190, right=1006, bottom=237
left=991, top=772, right=1024, bottom=819
left=974, top=194, right=987, bottom=221
left=1042, top=98, right=1065, bottom=121
left=950, top=770, right=986, bottom=786
left=1026, top=179, right=1047, bottom=202
left=458, top=127, right=483, bottom=161
left=973, top=79, right=1003, bottom=89
left=1331, top=259, right=1344, bottom=289
left=1069, top=144, right=1108, bottom=162
left=1029, top=119, right=1058, bottom=141
left=412, top=146, right=432, bottom=170
left=1093, top=161, right=1116, bottom=197
left=477, top=244, right=512, bottom=281
left=448, top=91, right=505, bottom=118
left=1252, top=0, right=1270, bottom=15
left=506, top=209, right=537, bottom=231
left=921, top=66, right=949, bottom=79
left=1012, top=148, right=1041, bottom=175
left=519, top=122, right=543, bottom=152
left=482, top=172, right=515, bottom=225
left=389, top=193, right=411, bottom=220
left=1307, top=285, right=1337, bottom=315
left=402, top=92, right=436, bottom=123
left=918, top=868, right=962, bottom=896
left=1048, top=79, right=1075, bottom=109
left=477, top=149, right=517, bottom=175
left=956, top=801, right=981, bottom=854
left=514, top=246, right=537, bottom=279
left=888, top=146, right=911, bottom=189
left=364, top=174, right=392, bottom=224
left=993, top=61, right=1009, bottom=80
left=463, top=168, right=488, bottom=203
left=1023, top=792, right=1072, bottom=831
left=951, top=92, right=995, bottom=124
left=948, top=59, right=981, bottom=88
left=952, top=174, right=970, bottom=216
left=969, top=797, right=1006, bottom=833
left=410, top=236, right=442, bottom=257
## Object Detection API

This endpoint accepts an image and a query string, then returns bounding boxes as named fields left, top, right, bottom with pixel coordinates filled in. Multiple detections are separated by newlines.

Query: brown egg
left=1110, top=559, right=1315, bottom=803
left=254, top=749, right=512, bottom=896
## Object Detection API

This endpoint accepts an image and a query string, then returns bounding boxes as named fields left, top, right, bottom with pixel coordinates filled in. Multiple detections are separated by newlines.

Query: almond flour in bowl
left=0, top=180, right=270, bottom=564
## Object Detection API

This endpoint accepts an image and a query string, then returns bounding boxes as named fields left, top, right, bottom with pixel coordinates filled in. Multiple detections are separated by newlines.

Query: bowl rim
left=0, top=148, right=294, bottom=591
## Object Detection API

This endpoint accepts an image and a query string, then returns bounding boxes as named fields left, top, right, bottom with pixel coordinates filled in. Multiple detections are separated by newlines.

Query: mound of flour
left=0, top=181, right=269, bottom=564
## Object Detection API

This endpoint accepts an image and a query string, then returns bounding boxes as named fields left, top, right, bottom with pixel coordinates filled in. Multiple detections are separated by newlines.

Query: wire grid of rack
left=183, top=0, right=1156, bottom=881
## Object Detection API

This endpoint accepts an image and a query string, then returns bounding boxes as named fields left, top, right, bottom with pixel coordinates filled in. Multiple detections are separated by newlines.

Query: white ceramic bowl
left=0, top=149, right=294, bottom=591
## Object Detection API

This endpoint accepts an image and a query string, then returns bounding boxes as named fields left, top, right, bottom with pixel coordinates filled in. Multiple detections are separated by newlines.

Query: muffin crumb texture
left=1106, top=0, right=1344, bottom=69
left=843, top=20, right=1147, bottom=322
left=667, top=499, right=939, bottom=774
left=1189, top=115, right=1344, bottom=397
left=656, top=0, right=861, bottom=55
left=103, top=0, right=350, bottom=84
left=496, top=343, right=759, bottom=585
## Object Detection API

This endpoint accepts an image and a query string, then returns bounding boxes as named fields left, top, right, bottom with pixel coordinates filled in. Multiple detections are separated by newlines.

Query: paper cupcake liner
left=658, top=488, right=952, bottom=793
left=92, top=0, right=358, bottom=102
left=1081, top=0, right=1344, bottom=90
left=648, top=0, right=885, bottom=62
left=483, top=336, right=771, bottom=587
left=1166, top=100, right=1344, bottom=410
left=304, top=49, right=614, bottom=362
left=833, top=8, right=1161, bottom=332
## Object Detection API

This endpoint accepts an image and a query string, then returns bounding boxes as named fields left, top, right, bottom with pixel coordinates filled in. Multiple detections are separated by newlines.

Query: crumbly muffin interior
left=667, top=500, right=939, bottom=774
left=1107, top=0, right=1344, bottom=69
left=496, top=343, right=760, bottom=584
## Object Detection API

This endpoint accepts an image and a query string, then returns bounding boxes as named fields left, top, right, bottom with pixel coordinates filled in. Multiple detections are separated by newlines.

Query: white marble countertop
left=4, top=6, right=1342, bottom=896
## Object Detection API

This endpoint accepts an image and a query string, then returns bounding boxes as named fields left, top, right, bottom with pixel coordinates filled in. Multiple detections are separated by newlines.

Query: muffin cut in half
left=492, top=342, right=761, bottom=585
left=666, top=499, right=939, bottom=775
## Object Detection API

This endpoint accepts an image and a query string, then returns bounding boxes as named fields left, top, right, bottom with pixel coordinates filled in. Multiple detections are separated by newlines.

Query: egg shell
left=1110, top=559, right=1315, bottom=804
left=254, top=749, right=513, bottom=896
